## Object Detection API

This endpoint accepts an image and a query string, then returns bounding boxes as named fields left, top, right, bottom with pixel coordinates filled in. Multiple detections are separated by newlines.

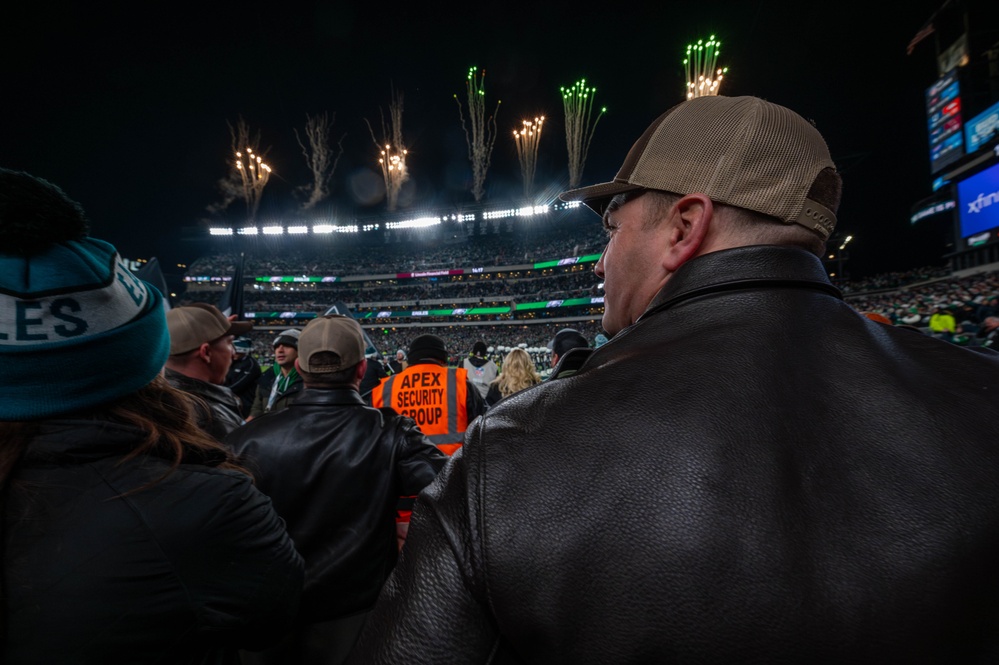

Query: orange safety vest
left=372, top=364, right=470, bottom=456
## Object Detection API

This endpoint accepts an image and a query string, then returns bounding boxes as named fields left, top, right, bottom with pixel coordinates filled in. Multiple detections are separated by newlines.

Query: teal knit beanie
left=0, top=169, right=171, bottom=420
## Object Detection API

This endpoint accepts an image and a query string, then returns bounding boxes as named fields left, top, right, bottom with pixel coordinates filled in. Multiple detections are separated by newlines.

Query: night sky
left=4, top=0, right=988, bottom=279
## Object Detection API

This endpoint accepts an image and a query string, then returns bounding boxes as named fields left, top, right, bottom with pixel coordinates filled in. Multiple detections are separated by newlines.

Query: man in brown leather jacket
left=348, top=96, right=999, bottom=663
left=226, top=315, right=448, bottom=665
left=165, top=302, right=252, bottom=439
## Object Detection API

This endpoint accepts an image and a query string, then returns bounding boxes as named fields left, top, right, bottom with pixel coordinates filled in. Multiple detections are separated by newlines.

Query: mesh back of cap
left=624, top=97, right=835, bottom=233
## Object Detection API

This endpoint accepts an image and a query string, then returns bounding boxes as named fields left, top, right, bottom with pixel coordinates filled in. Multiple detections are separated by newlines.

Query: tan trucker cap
left=560, top=95, right=838, bottom=239
left=297, top=315, right=365, bottom=373
left=167, top=303, right=253, bottom=355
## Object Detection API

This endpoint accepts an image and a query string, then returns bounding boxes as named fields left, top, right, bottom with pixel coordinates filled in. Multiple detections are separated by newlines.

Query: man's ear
left=663, top=193, right=713, bottom=272
left=294, top=358, right=302, bottom=373
left=355, top=359, right=368, bottom=381
left=198, top=342, right=212, bottom=364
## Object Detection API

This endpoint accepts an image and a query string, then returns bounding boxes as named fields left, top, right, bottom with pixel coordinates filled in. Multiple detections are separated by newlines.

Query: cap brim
left=559, top=180, right=644, bottom=215
left=228, top=320, right=253, bottom=335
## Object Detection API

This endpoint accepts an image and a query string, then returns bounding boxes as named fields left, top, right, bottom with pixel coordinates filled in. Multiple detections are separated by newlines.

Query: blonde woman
left=486, top=348, right=542, bottom=406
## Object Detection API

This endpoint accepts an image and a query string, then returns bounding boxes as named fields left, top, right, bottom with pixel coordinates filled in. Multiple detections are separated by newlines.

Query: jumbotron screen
left=926, top=70, right=964, bottom=174
left=957, top=161, right=999, bottom=239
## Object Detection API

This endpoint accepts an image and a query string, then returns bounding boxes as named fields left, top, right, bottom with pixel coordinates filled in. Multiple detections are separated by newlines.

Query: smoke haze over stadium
left=4, top=0, right=993, bottom=279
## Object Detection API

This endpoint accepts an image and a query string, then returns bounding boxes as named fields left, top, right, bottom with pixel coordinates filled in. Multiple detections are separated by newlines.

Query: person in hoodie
left=461, top=340, right=497, bottom=400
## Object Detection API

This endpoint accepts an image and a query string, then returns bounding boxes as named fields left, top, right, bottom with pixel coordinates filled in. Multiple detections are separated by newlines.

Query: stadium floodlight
left=237, top=227, right=259, bottom=236
left=287, top=225, right=309, bottom=234
left=516, top=205, right=549, bottom=218
left=209, top=227, right=234, bottom=236
left=313, top=225, right=334, bottom=234
left=262, top=226, right=284, bottom=235
left=484, top=208, right=520, bottom=220
left=386, top=217, right=441, bottom=230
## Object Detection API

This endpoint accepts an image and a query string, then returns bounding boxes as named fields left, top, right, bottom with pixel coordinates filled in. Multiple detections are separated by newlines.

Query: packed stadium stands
left=177, top=215, right=999, bottom=369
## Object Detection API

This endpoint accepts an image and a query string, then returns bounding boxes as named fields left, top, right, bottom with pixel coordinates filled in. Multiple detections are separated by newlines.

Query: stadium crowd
left=209, top=263, right=999, bottom=375
left=225, top=269, right=601, bottom=310
left=7, top=92, right=999, bottom=664
left=186, top=225, right=608, bottom=278
left=241, top=321, right=608, bottom=373
left=186, top=239, right=999, bottom=363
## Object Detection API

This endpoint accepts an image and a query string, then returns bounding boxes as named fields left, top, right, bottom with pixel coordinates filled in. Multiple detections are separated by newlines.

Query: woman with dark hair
left=0, top=169, right=303, bottom=664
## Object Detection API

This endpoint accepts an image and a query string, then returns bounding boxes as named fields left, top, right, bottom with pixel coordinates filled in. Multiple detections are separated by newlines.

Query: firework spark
left=561, top=79, right=605, bottom=189
left=514, top=116, right=545, bottom=199
left=233, top=138, right=271, bottom=222
left=684, top=36, right=728, bottom=99
left=454, top=67, right=501, bottom=202
left=366, top=87, right=409, bottom=211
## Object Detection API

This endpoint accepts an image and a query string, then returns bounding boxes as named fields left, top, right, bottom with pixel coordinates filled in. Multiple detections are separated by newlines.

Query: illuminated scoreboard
left=926, top=70, right=964, bottom=174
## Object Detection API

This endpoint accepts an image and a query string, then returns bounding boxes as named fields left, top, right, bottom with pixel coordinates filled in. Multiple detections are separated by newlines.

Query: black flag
left=219, top=252, right=245, bottom=318
left=133, top=257, right=172, bottom=312
left=324, top=301, right=382, bottom=360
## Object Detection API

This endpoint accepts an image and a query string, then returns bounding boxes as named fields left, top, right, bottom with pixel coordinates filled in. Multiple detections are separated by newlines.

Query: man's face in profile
left=594, top=194, right=672, bottom=335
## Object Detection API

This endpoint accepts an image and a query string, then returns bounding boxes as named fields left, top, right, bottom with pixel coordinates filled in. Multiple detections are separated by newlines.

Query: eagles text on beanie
left=0, top=169, right=171, bottom=419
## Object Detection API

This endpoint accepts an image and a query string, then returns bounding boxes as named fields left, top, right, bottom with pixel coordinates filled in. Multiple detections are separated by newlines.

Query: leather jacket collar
left=289, top=387, right=368, bottom=407
left=164, top=367, right=240, bottom=408
left=642, top=245, right=842, bottom=322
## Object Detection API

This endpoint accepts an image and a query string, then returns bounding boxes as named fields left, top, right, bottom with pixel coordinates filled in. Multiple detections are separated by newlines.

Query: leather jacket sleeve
left=204, top=400, right=244, bottom=441
left=249, top=381, right=267, bottom=419
left=379, top=408, right=449, bottom=496
left=347, top=422, right=499, bottom=663
left=156, top=469, right=305, bottom=651
left=228, top=360, right=262, bottom=396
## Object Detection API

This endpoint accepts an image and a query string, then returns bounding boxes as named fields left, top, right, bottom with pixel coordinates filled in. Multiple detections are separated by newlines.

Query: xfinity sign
left=957, top=162, right=999, bottom=238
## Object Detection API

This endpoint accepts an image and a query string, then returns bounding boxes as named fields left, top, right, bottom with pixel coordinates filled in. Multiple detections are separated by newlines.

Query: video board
left=957, top=161, right=999, bottom=239
left=926, top=70, right=964, bottom=174
left=965, top=100, right=999, bottom=155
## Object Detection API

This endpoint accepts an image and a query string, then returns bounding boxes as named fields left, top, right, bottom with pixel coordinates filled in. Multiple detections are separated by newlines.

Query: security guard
left=372, top=333, right=486, bottom=456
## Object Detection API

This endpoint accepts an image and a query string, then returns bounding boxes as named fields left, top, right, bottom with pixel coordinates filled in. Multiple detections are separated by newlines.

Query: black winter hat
left=551, top=328, right=589, bottom=358
left=409, top=334, right=448, bottom=363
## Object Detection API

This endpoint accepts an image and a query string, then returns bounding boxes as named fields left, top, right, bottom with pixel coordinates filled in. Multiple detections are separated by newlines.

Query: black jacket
left=349, top=246, right=999, bottom=664
left=4, top=419, right=304, bottom=664
left=359, top=358, right=389, bottom=402
left=165, top=367, right=245, bottom=440
left=226, top=355, right=262, bottom=417
left=225, top=387, right=448, bottom=623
